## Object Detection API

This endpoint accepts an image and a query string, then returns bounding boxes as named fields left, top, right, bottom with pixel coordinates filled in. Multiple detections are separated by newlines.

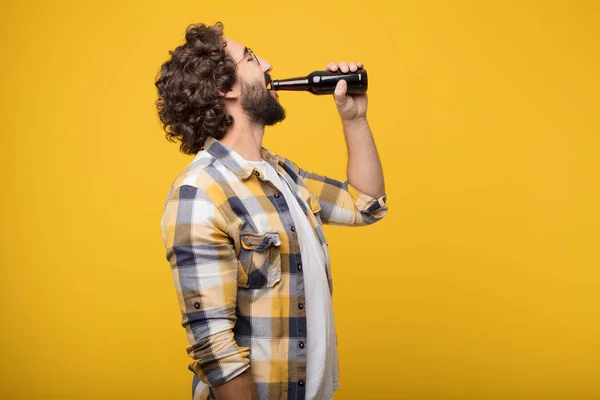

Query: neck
left=219, top=110, right=265, bottom=161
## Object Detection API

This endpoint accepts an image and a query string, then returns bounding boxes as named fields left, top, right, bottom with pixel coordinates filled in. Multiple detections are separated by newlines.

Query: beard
left=240, top=78, right=286, bottom=126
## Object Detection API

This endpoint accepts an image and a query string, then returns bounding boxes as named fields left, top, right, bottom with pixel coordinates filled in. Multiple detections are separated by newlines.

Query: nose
left=257, top=55, right=272, bottom=74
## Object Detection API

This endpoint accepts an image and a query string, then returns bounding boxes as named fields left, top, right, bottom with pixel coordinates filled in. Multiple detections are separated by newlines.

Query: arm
left=290, top=60, right=388, bottom=226
left=330, top=60, right=385, bottom=200
left=342, top=117, right=385, bottom=199
left=161, top=184, right=257, bottom=399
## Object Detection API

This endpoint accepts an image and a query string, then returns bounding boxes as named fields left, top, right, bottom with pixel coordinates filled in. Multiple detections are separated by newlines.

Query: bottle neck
left=271, top=77, right=310, bottom=91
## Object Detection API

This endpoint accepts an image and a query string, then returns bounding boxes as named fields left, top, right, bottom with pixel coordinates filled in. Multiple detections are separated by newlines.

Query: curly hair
left=155, top=22, right=237, bottom=155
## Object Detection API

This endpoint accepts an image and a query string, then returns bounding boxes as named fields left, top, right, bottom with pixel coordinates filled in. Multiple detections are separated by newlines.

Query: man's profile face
left=224, top=37, right=286, bottom=126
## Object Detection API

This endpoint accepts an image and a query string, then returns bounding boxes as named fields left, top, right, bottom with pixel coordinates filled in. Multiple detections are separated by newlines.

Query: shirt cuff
left=347, top=182, right=388, bottom=214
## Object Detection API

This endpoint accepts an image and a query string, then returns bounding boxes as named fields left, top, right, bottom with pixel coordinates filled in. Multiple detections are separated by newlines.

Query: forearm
left=342, top=118, right=386, bottom=198
left=212, top=368, right=259, bottom=400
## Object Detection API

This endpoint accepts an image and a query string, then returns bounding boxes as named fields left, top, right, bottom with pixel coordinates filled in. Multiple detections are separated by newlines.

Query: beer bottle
left=269, top=69, right=368, bottom=95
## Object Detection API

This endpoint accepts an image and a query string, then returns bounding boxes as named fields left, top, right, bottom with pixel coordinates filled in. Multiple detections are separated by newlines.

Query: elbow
left=186, top=329, right=251, bottom=387
left=341, top=189, right=388, bottom=227
left=360, top=208, right=388, bottom=225
left=361, top=193, right=388, bottom=225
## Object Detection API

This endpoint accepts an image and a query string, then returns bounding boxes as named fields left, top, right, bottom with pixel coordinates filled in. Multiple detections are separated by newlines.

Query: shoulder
left=163, top=150, right=223, bottom=205
left=160, top=151, right=229, bottom=233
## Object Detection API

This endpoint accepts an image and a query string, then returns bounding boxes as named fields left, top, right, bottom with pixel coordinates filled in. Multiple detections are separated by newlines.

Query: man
left=157, top=22, right=388, bottom=400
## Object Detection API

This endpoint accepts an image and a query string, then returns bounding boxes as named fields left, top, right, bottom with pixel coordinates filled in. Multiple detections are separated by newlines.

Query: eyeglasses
left=236, top=47, right=260, bottom=66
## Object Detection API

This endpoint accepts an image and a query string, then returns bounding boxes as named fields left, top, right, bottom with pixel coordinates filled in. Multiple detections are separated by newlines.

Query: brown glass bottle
left=269, top=69, right=368, bottom=95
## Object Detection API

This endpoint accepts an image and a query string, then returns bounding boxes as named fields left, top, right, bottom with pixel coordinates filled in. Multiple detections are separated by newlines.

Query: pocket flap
left=240, top=231, right=281, bottom=251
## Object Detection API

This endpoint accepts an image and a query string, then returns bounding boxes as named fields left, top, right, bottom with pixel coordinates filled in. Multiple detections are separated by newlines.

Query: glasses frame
left=236, top=47, right=260, bottom=66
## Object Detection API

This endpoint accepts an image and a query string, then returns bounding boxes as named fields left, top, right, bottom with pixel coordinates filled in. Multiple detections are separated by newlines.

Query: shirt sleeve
left=161, top=184, right=250, bottom=387
left=290, top=160, right=389, bottom=226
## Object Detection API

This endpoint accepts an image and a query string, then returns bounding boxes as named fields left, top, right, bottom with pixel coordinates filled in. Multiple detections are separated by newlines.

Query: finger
left=334, top=79, right=347, bottom=105
left=327, top=62, right=338, bottom=72
left=357, top=61, right=364, bottom=69
left=349, top=61, right=358, bottom=72
left=338, top=61, right=349, bottom=73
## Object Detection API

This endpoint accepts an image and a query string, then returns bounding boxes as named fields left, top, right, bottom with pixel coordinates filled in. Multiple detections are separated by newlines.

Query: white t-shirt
left=249, top=160, right=339, bottom=400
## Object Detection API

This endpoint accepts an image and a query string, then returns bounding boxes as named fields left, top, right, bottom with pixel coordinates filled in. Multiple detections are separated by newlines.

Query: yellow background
left=1, top=0, right=599, bottom=398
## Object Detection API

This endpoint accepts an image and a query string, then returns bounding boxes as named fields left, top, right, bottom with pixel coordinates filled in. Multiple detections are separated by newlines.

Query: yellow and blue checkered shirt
left=161, top=136, right=388, bottom=399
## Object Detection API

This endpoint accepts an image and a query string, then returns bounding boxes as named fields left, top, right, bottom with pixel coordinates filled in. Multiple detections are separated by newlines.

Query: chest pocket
left=237, top=231, right=282, bottom=289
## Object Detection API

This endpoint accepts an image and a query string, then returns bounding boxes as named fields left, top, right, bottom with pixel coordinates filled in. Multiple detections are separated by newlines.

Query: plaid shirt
left=160, top=136, right=388, bottom=400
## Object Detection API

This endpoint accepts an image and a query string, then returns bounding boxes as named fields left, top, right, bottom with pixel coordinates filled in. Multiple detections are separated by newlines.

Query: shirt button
left=298, top=380, right=305, bottom=387
left=299, top=342, right=305, bottom=349
left=274, top=192, right=281, bottom=199
left=298, top=303, right=304, bottom=310
left=291, top=226, right=296, bottom=232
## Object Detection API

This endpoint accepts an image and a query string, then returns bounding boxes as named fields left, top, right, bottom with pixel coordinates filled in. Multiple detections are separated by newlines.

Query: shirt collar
left=200, top=136, right=283, bottom=180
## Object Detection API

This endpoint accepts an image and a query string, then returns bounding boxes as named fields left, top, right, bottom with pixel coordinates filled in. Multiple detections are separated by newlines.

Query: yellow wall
left=1, top=0, right=599, bottom=398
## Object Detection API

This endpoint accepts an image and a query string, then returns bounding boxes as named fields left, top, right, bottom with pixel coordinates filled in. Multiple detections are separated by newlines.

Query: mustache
left=264, top=74, right=272, bottom=87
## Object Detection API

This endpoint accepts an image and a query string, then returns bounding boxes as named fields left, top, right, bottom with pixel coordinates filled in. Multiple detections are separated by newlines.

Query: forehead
left=224, top=37, right=245, bottom=57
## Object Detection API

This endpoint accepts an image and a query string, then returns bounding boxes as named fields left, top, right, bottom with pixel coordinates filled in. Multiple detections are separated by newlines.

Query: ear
left=219, top=88, right=239, bottom=99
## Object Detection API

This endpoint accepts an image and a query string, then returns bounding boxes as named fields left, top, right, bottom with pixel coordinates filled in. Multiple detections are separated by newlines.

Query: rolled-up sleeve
left=161, top=184, right=250, bottom=387
left=292, top=162, right=388, bottom=226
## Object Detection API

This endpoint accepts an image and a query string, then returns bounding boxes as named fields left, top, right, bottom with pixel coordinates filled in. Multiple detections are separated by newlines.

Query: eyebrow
left=243, top=47, right=249, bottom=58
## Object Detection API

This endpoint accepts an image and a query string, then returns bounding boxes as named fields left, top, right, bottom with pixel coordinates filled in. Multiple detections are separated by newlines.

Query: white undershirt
left=248, top=160, right=339, bottom=400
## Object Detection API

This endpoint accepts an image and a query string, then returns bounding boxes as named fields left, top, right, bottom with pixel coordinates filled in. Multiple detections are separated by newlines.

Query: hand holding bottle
left=328, top=61, right=368, bottom=123
left=268, top=60, right=369, bottom=122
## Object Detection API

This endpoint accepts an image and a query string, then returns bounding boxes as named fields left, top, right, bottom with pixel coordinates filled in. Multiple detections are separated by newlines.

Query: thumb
left=334, top=79, right=347, bottom=106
